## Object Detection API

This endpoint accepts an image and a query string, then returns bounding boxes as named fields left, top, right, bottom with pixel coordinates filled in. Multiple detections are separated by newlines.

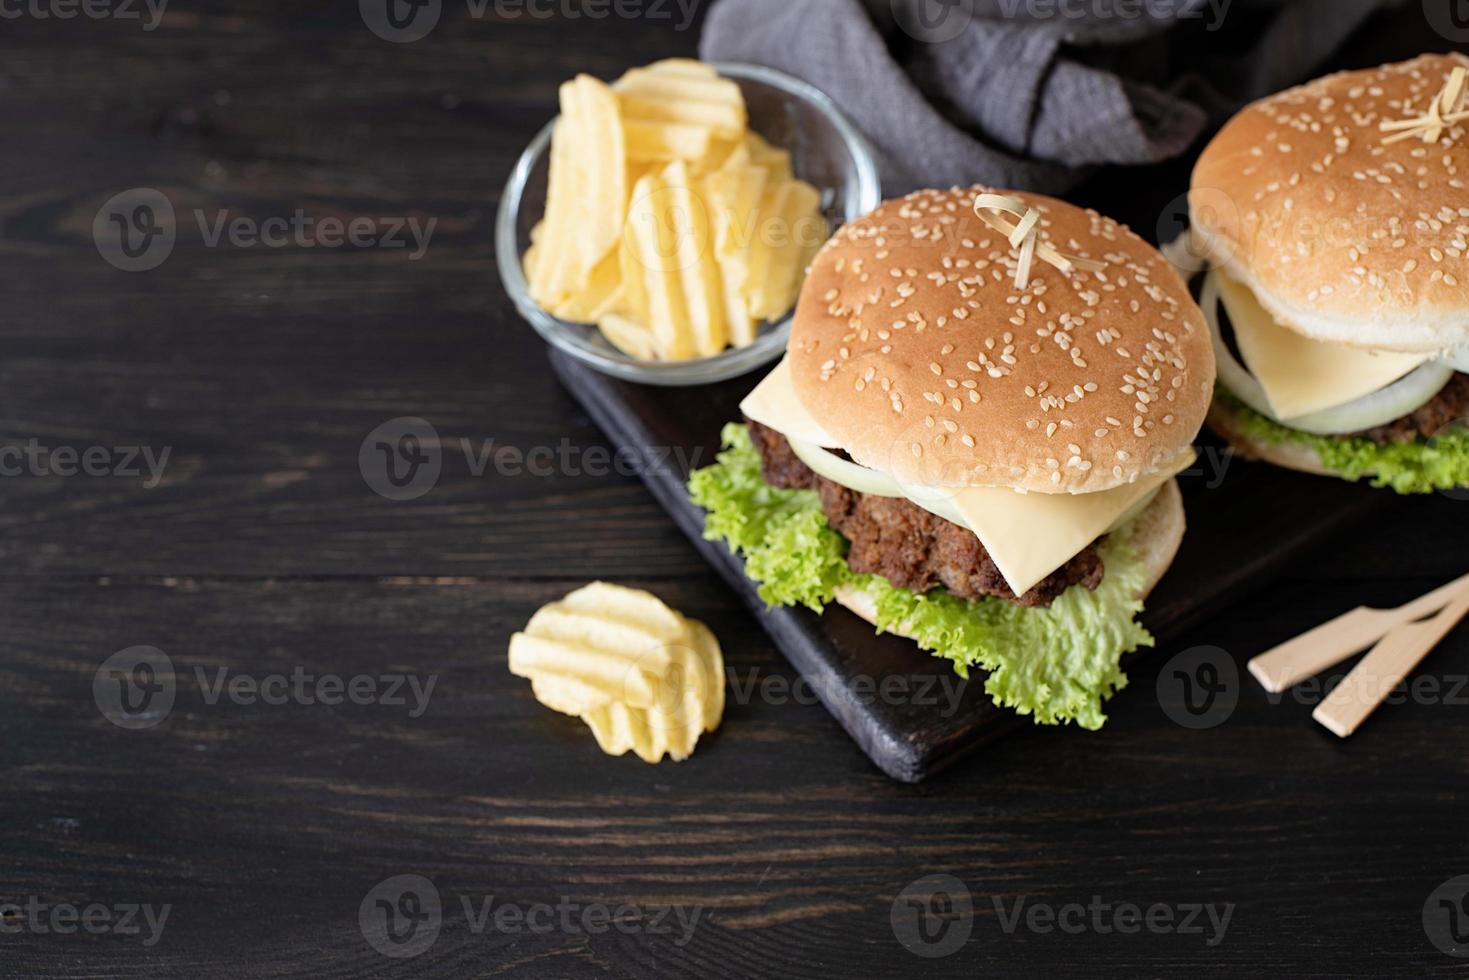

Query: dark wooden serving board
left=551, top=347, right=1391, bottom=781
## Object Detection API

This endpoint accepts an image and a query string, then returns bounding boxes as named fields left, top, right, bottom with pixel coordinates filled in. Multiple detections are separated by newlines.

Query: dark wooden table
left=3, top=4, right=1467, bottom=977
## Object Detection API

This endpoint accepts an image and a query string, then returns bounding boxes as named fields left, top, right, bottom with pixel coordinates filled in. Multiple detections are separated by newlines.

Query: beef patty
left=745, top=420, right=1104, bottom=608
left=1353, top=372, right=1469, bottom=444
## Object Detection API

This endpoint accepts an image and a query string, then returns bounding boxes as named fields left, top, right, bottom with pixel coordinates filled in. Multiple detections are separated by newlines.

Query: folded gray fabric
left=701, top=0, right=1400, bottom=195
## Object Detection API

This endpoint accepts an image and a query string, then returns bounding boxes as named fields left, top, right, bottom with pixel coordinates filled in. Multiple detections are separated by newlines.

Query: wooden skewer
left=1247, top=571, right=1469, bottom=694
left=1313, top=585, right=1469, bottom=739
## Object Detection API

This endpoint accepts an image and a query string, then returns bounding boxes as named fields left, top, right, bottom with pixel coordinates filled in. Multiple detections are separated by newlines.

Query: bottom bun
left=1205, top=399, right=1339, bottom=480
left=833, top=479, right=1185, bottom=638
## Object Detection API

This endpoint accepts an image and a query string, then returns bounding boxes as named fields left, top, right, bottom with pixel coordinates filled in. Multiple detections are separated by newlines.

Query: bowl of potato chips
left=497, top=60, right=881, bottom=386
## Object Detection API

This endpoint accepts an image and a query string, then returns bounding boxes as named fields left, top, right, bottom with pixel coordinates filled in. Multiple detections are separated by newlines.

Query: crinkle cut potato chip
left=526, top=74, right=626, bottom=314
left=508, top=582, right=725, bottom=763
left=523, top=59, right=828, bottom=363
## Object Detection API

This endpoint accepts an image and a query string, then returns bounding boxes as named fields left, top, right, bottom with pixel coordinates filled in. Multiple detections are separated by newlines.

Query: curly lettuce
left=687, top=423, right=1155, bottom=729
left=1217, top=389, right=1469, bottom=495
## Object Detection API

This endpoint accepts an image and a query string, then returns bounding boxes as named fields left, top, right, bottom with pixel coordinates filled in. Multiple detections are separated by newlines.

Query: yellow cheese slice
left=918, top=450, right=1193, bottom=597
left=1215, top=271, right=1428, bottom=420
left=743, top=360, right=1191, bottom=596
left=738, top=358, right=842, bottom=447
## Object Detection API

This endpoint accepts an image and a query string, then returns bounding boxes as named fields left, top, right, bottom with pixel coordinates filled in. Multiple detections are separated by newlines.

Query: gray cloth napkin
left=701, top=0, right=1400, bottom=195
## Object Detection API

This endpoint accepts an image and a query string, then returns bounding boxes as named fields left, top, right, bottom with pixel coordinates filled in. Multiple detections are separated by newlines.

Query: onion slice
left=892, top=478, right=971, bottom=528
left=1201, top=272, right=1453, bottom=436
left=792, top=431, right=1162, bottom=548
left=1437, top=347, right=1469, bottom=373
left=787, top=436, right=906, bottom=499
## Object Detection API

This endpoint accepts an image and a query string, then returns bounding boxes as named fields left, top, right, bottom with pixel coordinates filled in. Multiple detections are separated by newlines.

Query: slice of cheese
left=744, top=358, right=1192, bottom=597
left=1215, top=271, right=1428, bottom=420
left=739, top=357, right=841, bottom=447
left=909, top=449, right=1194, bottom=597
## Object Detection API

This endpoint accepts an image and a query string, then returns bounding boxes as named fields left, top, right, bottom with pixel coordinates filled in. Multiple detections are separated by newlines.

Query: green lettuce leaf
left=687, top=423, right=1155, bottom=729
left=1217, top=388, right=1469, bottom=495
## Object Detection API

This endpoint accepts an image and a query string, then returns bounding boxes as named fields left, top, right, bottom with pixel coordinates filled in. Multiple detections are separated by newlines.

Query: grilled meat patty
left=745, top=420, right=1104, bottom=608
left=1352, top=372, right=1469, bottom=444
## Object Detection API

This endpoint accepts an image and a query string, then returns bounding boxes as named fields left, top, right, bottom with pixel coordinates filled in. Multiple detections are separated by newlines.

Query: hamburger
left=1189, top=53, right=1469, bottom=493
left=689, top=186, right=1215, bottom=729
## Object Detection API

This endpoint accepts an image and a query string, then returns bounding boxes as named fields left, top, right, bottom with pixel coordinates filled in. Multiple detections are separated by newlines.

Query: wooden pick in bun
left=1189, top=54, right=1469, bottom=494
left=787, top=187, right=1214, bottom=495
left=1192, top=52, right=1469, bottom=354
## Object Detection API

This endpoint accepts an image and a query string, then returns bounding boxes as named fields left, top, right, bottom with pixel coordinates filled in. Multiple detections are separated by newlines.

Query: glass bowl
left=496, top=62, right=882, bottom=387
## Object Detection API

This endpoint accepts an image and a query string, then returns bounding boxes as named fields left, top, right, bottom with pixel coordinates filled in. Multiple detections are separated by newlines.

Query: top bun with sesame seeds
left=1191, top=52, right=1469, bottom=354
left=785, top=186, right=1215, bottom=495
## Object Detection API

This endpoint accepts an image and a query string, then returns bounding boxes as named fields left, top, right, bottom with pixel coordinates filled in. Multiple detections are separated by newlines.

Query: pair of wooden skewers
left=1248, top=571, right=1469, bottom=737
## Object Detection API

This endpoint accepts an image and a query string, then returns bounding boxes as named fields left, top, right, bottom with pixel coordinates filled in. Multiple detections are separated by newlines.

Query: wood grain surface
left=549, top=346, right=1398, bottom=782
left=2, top=3, right=1467, bottom=977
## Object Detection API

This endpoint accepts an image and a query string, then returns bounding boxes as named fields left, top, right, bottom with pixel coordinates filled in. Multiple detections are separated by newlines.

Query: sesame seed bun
left=1191, top=53, right=1469, bottom=354
left=832, top=478, right=1185, bottom=629
left=787, top=187, right=1215, bottom=494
